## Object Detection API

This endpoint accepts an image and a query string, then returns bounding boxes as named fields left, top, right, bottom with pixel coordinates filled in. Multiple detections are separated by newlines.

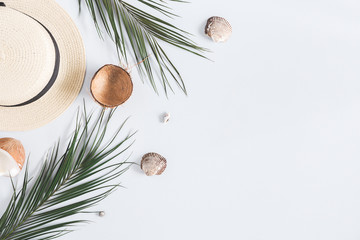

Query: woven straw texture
left=0, top=0, right=86, bottom=131
left=0, top=7, right=56, bottom=105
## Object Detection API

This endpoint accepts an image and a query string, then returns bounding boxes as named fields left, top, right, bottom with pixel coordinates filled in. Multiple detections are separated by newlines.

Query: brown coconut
left=0, top=138, right=25, bottom=170
left=90, top=64, right=133, bottom=108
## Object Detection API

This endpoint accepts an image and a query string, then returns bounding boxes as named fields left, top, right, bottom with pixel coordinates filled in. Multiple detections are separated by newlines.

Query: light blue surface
left=1, top=0, right=360, bottom=239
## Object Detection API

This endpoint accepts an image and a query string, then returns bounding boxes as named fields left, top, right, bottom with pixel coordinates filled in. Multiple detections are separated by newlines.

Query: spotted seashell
left=141, top=152, right=167, bottom=176
left=163, top=113, right=171, bottom=124
left=205, top=16, right=232, bottom=43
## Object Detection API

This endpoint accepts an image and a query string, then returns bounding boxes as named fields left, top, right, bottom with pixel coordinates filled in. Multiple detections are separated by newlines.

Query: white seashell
left=98, top=211, right=105, bottom=217
left=163, top=113, right=171, bottom=124
left=141, top=152, right=167, bottom=176
left=205, top=16, right=232, bottom=43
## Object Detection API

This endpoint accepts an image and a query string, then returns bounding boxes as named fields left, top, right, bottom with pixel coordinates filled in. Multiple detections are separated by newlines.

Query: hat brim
left=0, top=0, right=86, bottom=131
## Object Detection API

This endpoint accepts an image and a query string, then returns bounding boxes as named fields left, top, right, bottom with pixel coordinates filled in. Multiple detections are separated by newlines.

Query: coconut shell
left=0, top=138, right=25, bottom=169
left=90, top=64, right=133, bottom=108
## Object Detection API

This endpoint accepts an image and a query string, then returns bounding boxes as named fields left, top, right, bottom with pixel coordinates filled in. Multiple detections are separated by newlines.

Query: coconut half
left=0, top=138, right=25, bottom=177
left=90, top=64, right=133, bottom=108
left=0, top=149, right=21, bottom=177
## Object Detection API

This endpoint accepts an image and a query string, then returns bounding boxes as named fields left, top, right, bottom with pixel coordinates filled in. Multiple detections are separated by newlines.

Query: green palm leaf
left=80, top=0, right=208, bottom=95
left=0, top=107, right=135, bottom=240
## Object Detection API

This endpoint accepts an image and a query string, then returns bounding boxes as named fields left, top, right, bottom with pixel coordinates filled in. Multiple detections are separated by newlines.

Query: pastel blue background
left=1, top=0, right=360, bottom=239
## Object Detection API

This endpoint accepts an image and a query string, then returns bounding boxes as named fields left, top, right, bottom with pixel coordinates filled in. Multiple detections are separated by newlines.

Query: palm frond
left=80, top=0, right=208, bottom=95
left=0, top=107, right=135, bottom=240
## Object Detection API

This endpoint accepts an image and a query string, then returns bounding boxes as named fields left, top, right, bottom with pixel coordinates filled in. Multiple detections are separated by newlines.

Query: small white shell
left=163, top=113, right=171, bottom=124
left=98, top=211, right=105, bottom=217
left=205, top=16, right=232, bottom=43
left=141, top=152, right=167, bottom=176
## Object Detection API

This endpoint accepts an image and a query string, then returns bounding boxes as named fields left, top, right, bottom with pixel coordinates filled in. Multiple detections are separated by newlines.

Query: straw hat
left=0, top=0, right=86, bottom=131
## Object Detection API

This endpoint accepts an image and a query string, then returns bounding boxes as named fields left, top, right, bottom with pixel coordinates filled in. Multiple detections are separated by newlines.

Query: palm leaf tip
left=81, top=0, right=209, bottom=95
left=0, top=107, right=135, bottom=240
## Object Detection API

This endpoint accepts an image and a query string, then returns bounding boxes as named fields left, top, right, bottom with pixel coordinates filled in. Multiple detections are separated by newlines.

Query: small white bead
left=98, top=211, right=105, bottom=217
